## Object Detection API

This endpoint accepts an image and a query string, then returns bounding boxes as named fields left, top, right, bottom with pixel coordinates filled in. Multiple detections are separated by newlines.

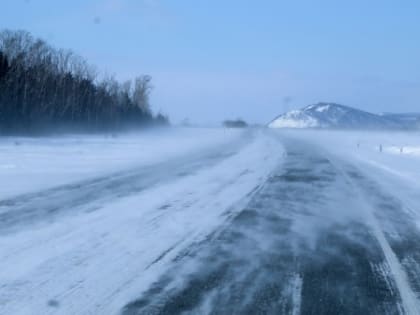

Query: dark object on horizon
left=0, top=29, right=165, bottom=134
left=223, top=119, right=248, bottom=128
left=155, top=113, right=170, bottom=126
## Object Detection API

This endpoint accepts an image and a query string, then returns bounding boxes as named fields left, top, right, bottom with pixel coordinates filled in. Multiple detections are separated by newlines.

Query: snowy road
left=1, top=130, right=420, bottom=314
left=122, top=137, right=420, bottom=315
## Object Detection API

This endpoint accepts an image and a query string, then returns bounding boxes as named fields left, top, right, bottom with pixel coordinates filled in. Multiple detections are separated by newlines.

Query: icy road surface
left=1, top=129, right=420, bottom=315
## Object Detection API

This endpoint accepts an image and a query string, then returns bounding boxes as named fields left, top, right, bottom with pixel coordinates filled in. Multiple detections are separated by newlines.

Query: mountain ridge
left=268, top=102, right=419, bottom=129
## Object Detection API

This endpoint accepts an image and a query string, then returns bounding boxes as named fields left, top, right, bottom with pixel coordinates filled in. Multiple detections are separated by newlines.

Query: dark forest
left=0, top=30, right=168, bottom=134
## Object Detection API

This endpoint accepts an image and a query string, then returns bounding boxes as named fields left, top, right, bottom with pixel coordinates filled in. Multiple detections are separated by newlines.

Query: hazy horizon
left=1, top=0, right=419, bottom=125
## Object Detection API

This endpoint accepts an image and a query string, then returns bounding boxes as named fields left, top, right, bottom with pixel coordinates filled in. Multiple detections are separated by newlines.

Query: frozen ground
left=1, top=128, right=420, bottom=314
left=0, top=128, right=243, bottom=199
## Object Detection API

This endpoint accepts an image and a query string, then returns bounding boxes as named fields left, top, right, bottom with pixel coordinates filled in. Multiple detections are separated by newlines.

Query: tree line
left=223, top=119, right=248, bottom=128
left=0, top=29, right=168, bottom=134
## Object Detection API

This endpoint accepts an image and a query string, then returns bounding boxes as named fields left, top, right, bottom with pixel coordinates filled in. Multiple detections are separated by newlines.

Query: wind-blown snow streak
left=2, top=129, right=420, bottom=314
left=290, top=129, right=420, bottom=314
left=0, top=128, right=244, bottom=199
left=342, top=167, right=420, bottom=315
left=291, top=274, right=303, bottom=315
left=369, top=215, right=420, bottom=315
left=122, top=136, right=414, bottom=314
left=0, top=130, right=284, bottom=315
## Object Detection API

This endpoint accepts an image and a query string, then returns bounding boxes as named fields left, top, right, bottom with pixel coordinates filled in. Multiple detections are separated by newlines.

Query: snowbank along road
left=1, top=129, right=420, bottom=315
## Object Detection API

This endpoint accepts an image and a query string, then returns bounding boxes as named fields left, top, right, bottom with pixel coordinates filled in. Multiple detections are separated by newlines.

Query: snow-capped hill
left=269, top=102, right=403, bottom=129
left=269, top=109, right=320, bottom=128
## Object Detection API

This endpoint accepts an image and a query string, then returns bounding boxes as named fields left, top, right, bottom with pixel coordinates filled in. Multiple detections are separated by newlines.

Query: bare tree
left=0, top=29, right=161, bottom=133
left=132, top=75, right=152, bottom=113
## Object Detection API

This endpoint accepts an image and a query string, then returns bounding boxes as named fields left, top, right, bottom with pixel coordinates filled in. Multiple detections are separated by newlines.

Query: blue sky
left=1, top=0, right=420, bottom=124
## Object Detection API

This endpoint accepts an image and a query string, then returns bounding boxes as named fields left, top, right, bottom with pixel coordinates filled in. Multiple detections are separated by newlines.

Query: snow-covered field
left=0, top=128, right=243, bottom=199
left=0, top=127, right=284, bottom=314
left=2, top=128, right=420, bottom=314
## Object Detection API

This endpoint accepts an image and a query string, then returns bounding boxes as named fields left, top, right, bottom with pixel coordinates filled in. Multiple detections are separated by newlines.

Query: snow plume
left=0, top=129, right=285, bottom=314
